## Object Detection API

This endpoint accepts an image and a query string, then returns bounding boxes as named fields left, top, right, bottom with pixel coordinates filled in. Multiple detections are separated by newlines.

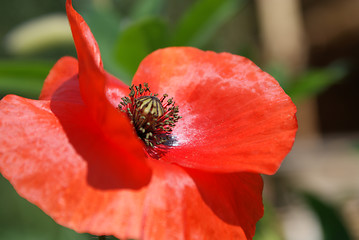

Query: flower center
left=118, top=83, right=181, bottom=150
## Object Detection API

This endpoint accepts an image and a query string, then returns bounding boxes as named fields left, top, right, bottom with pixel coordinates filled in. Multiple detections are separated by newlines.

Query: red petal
left=65, top=0, right=123, bottom=111
left=141, top=161, right=263, bottom=240
left=0, top=95, right=152, bottom=238
left=0, top=95, right=262, bottom=239
left=66, top=0, right=146, bottom=161
left=133, top=47, right=297, bottom=174
left=39, top=56, right=78, bottom=100
left=40, top=56, right=130, bottom=106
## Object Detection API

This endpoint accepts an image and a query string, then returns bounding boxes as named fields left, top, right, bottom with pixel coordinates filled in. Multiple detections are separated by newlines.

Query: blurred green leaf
left=114, top=17, right=168, bottom=79
left=302, top=192, right=353, bottom=240
left=97, top=236, right=119, bottom=240
left=82, top=4, right=120, bottom=49
left=82, top=5, right=131, bottom=84
left=286, top=62, right=348, bottom=102
left=254, top=202, right=284, bottom=240
left=171, top=0, right=247, bottom=47
left=130, top=0, right=165, bottom=20
left=0, top=60, right=53, bottom=98
left=352, top=140, right=359, bottom=153
left=264, top=63, right=291, bottom=90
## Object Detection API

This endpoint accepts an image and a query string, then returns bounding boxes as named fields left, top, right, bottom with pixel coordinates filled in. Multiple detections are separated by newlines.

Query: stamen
left=118, top=83, right=181, bottom=155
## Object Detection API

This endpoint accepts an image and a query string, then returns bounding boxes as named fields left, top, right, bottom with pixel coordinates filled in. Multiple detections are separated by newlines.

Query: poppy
left=0, top=0, right=297, bottom=239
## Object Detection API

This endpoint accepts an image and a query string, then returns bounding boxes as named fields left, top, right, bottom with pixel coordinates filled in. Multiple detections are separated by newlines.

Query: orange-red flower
left=0, top=0, right=297, bottom=239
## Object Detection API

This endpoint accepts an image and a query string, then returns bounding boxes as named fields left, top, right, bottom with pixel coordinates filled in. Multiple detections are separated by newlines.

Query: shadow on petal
left=50, top=79, right=152, bottom=190
left=185, top=168, right=264, bottom=239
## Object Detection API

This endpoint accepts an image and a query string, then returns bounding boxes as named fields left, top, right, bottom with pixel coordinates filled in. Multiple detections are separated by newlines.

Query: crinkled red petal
left=36, top=53, right=151, bottom=184
left=0, top=94, right=263, bottom=239
left=0, top=94, right=151, bottom=238
left=0, top=1, right=270, bottom=239
left=141, top=161, right=263, bottom=240
left=66, top=0, right=145, bottom=161
left=133, top=47, right=297, bottom=174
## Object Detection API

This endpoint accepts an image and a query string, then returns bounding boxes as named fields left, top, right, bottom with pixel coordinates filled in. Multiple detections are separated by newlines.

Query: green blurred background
left=1, top=0, right=359, bottom=239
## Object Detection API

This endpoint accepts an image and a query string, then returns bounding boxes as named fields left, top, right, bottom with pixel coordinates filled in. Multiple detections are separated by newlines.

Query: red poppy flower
left=0, top=0, right=297, bottom=239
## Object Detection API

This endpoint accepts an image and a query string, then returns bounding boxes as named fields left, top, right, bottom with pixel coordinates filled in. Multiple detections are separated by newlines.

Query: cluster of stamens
left=118, top=83, right=181, bottom=151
